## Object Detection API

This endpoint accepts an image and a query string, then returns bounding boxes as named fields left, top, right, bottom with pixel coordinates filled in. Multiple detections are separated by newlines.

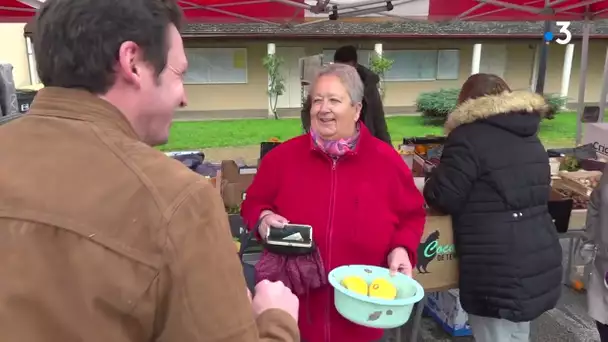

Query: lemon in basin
left=369, top=278, right=397, bottom=300
left=341, top=276, right=368, bottom=296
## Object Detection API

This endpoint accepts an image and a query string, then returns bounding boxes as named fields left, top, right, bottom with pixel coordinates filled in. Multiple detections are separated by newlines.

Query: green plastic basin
left=328, top=265, right=424, bottom=329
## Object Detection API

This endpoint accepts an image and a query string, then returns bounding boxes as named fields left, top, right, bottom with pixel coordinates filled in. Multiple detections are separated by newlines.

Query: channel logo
left=544, top=21, right=572, bottom=45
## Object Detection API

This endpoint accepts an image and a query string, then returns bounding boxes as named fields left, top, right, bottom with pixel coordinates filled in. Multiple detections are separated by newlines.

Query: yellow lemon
left=341, top=276, right=368, bottom=296
left=368, top=278, right=397, bottom=300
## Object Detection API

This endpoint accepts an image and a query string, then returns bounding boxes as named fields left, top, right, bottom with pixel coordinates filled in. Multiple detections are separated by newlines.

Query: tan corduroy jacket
left=0, top=87, right=299, bottom=342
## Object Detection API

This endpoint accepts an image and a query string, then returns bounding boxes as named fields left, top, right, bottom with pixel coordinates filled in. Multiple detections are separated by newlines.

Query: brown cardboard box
left=220, top=160, right=256, bottom=208
left=414, top=214, right=458, bottom=292
left=412, top=208, right=586, bottom=293
left=551, top=178, right=588, bottom=230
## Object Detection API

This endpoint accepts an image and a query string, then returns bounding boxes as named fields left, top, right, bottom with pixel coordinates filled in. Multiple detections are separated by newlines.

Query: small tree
left=369, top=53, right=394, bottom=100
left=262, top=54, right=286, bottom=119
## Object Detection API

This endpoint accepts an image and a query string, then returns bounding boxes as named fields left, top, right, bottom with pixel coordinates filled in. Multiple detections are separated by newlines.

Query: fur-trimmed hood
left=444, top=91, right=550, bottom=135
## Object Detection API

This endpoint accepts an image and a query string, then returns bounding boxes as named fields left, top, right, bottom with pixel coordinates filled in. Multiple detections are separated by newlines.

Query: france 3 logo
left=543, top=21, right=572, bottom=45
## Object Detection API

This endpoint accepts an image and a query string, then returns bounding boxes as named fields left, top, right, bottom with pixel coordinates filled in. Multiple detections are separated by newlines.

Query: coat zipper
left=325, top=158, right=338, bottom=342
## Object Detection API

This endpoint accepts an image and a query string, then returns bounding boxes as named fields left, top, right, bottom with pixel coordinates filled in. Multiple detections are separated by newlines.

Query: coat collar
left=444, top=90, right=550, bottom=135
left=27, top=87, right=139, bottom=140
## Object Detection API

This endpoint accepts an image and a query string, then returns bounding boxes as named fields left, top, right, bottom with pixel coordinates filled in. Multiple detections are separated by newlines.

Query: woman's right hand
left=259, top=210, right=289, bottom=238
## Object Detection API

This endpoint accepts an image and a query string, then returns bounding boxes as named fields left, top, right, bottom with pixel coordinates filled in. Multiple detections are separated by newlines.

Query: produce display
left=578, top=174, right=602, bottom=189
left=559, top=155, right=580, bottom=172
left=554, top=187, right=590, bottom=210
left=341, top=276, right=398, bottom=300
left=558, top=170, right=603, bottom=197
left=411, top=143, right=443, bottom=167
left=169, top=152, right=223, bottom=177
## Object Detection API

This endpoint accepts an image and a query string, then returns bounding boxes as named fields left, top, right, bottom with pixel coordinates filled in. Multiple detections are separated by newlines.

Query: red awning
left=0, top=0, right=306, bottom=23
left=428, top=0, right=608, bottom=21
left=180, top=0, right=305, bottom=23
left=0, top=0, right=36, bottom=22
left=3, top=0, right=608, bottom=25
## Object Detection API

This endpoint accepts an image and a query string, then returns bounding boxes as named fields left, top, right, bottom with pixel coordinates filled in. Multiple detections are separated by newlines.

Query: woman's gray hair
left=310, top=63, right=364, bottom=105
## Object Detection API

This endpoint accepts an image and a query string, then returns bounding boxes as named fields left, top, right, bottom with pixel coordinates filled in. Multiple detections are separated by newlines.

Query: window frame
left=383, top=49, right=461, bottom=82
left=184, top=47, right=248, bottom=85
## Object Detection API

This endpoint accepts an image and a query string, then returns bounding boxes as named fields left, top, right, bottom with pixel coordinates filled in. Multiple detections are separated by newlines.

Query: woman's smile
left=318, top=116, right=336, bottom=124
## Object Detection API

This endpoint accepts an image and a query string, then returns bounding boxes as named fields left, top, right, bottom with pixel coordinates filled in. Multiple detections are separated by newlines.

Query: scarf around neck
left=310, top=125, right=360, bottom=158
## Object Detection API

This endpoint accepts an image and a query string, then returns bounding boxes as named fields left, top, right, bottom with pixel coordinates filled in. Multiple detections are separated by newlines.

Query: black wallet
left=263, top=223, right=315, bottom=256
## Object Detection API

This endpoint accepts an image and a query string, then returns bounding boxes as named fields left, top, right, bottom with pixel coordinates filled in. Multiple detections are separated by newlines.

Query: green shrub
left=416, top=88, right=568, bottom=124
left=544, top=94, right=568, bottom=119
left=415, top=88, right=460, bottom=125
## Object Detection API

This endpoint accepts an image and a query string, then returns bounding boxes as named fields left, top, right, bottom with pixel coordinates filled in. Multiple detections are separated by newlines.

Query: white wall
left=0, top=23, right=30, bottom=87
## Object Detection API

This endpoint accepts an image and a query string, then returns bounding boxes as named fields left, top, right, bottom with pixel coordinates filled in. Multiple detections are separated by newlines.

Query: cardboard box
left=412, top=154, right=436, bottom=177
left=569, top=209, right=587, bottom=230
left=414, top=214, right=458, bottom=292
left=582, top=123, right=608, bottom=159
left=552, top=178, right=589, bottom=230
left=548, top=187, right=574, bottom=234
left=412, top=185, right=587, bottom=293
left=424, top=289, right=472, bottom=337
left=220, top=160, right=257, bottom=208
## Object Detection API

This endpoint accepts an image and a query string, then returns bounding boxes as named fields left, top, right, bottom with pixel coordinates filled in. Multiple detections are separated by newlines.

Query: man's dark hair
left=34, top=0, right=183, bottom=94
left=333, top=45, right=358, bottom=64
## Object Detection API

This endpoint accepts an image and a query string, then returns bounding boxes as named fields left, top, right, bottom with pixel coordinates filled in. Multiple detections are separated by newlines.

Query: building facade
left=0, top=23, right=32, bottom=88
left=8, top=20, right=608, bottom=119
left=177, top=20, right=608, bottom=118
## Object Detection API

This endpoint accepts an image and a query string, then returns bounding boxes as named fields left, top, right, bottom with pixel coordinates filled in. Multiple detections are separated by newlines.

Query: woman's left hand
left=387, top=247, right=412, bottom=277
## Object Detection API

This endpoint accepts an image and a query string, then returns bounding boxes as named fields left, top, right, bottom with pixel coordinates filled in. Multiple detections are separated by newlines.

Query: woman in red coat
left=241, top=63, right=425, bottom=342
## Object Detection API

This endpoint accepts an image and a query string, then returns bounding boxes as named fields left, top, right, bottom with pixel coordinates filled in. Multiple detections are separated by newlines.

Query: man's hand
left=252, top=280, right=299, bottom=322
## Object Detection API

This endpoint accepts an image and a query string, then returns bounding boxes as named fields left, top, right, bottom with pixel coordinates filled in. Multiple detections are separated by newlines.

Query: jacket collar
left=444, top=90, right=549, bottom=135
left=27, top=87, right=139, bottom=140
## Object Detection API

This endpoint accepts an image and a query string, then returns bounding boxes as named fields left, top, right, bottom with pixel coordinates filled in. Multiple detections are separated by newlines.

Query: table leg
left=565, top=237, right=575, bottom=285
left=409, top=294, right=426, bottom=342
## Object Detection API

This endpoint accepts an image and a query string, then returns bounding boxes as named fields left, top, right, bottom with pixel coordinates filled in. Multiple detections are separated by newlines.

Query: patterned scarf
left=310, top=125, right=360, bottom=158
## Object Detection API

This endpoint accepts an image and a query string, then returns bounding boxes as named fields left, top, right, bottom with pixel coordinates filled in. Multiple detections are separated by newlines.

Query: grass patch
left=538, top=111, right=578, bottom=147
left=159, top=112, right=579, bottom=151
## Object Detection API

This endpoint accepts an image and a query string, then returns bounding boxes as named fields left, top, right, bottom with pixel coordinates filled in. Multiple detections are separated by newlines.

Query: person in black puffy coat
left=423, top=73, right=562, bottom=342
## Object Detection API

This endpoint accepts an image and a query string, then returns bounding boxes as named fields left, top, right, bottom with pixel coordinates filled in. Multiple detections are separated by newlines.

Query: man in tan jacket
left=0, top=0, right=299, bottom=341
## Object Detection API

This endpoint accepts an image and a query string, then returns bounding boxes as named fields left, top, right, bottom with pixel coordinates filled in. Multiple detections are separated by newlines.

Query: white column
left=530, top=45, right=540, bottom=91
left=267, top=43, right=276, bottom=118
left=25, top=37, right=39, bottom=85
left=560, top=44, right=575, bottom=101
left=374, top=43, right=384, bottom=96
left=471, top=43, right=482, bottom=75
left=374, top=43, right=383, bottom=57
left=598, top=46, right=608, bottom=122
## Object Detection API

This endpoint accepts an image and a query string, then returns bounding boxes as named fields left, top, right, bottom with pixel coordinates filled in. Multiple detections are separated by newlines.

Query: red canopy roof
left=429, top=0, right=608, bottom=21
left=2, top=0, right=608, bottom=23
left=0, top=0, right=35, bottom=22
left=0, top=0, right=306, bottom=23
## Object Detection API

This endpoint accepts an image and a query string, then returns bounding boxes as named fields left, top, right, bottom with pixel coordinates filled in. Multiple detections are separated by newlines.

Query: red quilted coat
left=241, top=125, right=425, bottom=342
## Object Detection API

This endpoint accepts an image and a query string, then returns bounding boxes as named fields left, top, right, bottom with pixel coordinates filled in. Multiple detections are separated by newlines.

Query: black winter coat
left=301, top=64, right=391, bottom=144
left=423, top=91, right=562, bottom=322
